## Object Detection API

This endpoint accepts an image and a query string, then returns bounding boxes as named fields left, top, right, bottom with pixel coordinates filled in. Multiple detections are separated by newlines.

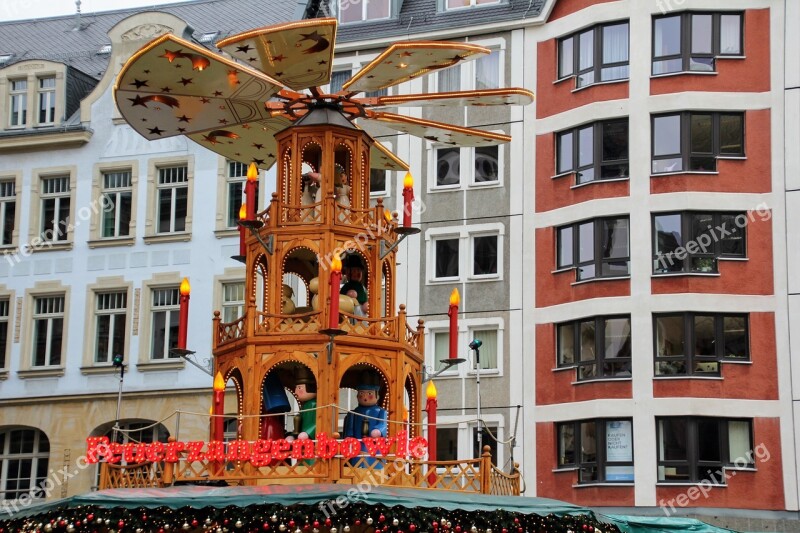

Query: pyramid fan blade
left=370, top=112, right=511, bottom=147
left=187, top=116, right=293, bottom=170
left=218, top=18, right=337, bottom=92
left=368, top=88, right=535, bottom=109
left=115, top=34, right=282, bottom=141
left=343, top=41, right=490, bottom=94
left=371, top=140, right=409, bottom=171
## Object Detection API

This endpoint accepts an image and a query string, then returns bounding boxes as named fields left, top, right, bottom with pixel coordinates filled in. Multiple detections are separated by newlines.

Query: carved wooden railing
left=217, top=316, right=246, bottom=347
left=256, top=310, right=322, bottom=335
left=334, top=203, right=376, bottom=227
left=98, top=446, right=520, bottom=495
left=280, top=201, right=324, bottom=224
left=338, top=313, right=398, bottom=340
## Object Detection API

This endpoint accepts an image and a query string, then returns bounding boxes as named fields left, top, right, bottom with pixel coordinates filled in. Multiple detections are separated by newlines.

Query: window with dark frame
left=557, top=419, right=634, bottom=484
left=473, top=425, right=498, bottom=465
left=557, top=316, right=632, bottom=380
left=654, top=312, right=749, bottom=376
left=653, top=12, right=743, bottom=75
left=330, top=70, right=351, bottom=94
left=653, top=211, right=746, bottom=274
left=556, top=217, right=630, bottom=281
left=369, top=168, right=388, bottom=195
left=657, top=417, right=753, bottom=483
left=0, top=180, right=16, bottom=246
left=436, top=147, right=461, bottom=186
left=437, top=427, right=458, bottom=461
left=558, top=22, right=630, bottom=88
left=434, top=237, right=459, bottom=279
left=556, top=119, right=629, bottom=184
left=101, top=170, right=132, bottom=238
left=652, top=112, right=744, bottom=174
left=156, top=165, right=188, bottom=234
left=474, top=145, right=499, bottom=184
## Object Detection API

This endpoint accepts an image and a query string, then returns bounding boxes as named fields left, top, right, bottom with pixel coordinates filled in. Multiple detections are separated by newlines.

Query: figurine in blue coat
left=342, top=371, right=388, bottom=468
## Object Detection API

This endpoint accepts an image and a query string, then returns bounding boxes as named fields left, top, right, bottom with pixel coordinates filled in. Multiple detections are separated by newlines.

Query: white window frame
left=36, top=76, right=56, bottom=126
left=337, top=0, right=393, bottom=24
left=426, top=224, right=505, bottom=283
left=0, top=178, right=17, bottom=247
left=156, top=165, right=189, bottom=235
left=0, top=427, right=50, bottom=501
left=225, top=160, right=248, bottom=229
left=145, top=156, right=194, bottom=244
left=441, top=0, right=502, bottom=11
left=0, top=297, right=9, bottom=371
left=221, top=281, right=245, bottom=323
left=425, top=316, right=504, bottom=378
left=39, top=175, right=70, bottom=243
left=8, top=78, right=27, bottom=127
left=425, top=415, right=505, bottom=467
left=429, top=143, right=505, bottom=192
left=149, top=286, right=181, bottom=361
left=93, top=291, right=128, bottom=365
left=100, top=169, right=133, bottom=239
left=31, top=295, right=65, bottom=368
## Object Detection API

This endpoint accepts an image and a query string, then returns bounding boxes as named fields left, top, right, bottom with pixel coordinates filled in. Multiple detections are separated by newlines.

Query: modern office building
left=0, top=0, right=798, bottom=530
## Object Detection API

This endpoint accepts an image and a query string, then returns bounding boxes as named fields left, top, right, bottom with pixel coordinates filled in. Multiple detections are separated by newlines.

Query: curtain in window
left=728, top=421, right=751, bottom=462
left=434, top=331, right=449, bottom=361
left=438, top=64, right=461, bottom=92
left=602, top=24, right=629, bottom=81
left=475, top=51, right=499, bottom=90
left=473, top=329, right=497, bottom=369
left=720, top=15, right=742, bottom=54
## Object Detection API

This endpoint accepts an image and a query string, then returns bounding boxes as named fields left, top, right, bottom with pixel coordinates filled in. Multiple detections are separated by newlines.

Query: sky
left=0, top=0, right=194, bottom=22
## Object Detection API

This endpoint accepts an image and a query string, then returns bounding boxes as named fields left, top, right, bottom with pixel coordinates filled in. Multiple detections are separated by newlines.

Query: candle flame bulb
left=403, top=172, right=413, bottom=188
left=247, top=162, right=258, bottom=181
left=180, top=277, right=191, bottom=295
left=426, top=380, right=437, bottom=400
left=449, top=288, right=460, bottom=306
left=213, top=372, right=225, bottom=391
left=239, top=203, right=247, bottom=221
left=384, top=210, right=393, bottom=223
left=331, top=255, right=342, bottom=272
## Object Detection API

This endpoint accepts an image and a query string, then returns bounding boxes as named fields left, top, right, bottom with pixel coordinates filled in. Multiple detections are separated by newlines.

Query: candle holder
left=169, top=347, right=196, bottom=357
left=237, top=219, right=264, bottom=230
left=393, top=226, right=421, bottom=236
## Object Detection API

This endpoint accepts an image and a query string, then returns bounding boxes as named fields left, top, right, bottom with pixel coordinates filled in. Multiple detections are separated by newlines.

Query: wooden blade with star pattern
left=217, top=18, right=336, bottom=92
left=115, top=34, right=283, bottom=141
left=368, top=112, right=511, bottom=147
left=342, top=41, right=490, bottom=94
left=186, top=116, right=292, bottom=170
left=371, top=140, right=409, bottom=171
left=367, top=88, right=535, bottom=109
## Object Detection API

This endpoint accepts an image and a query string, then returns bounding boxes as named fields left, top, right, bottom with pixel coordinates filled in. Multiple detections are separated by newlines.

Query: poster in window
left=606, top=420, right=632, bottom=462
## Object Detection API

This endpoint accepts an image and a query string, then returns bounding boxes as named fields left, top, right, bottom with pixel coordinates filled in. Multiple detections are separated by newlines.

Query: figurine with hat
left=342, top=369, right=388, bottom=467
left=260, top=372, right=291, bottom=464
left=340, top=254, right=367, bottom=310
left=293, top=367, right=317, bottom=441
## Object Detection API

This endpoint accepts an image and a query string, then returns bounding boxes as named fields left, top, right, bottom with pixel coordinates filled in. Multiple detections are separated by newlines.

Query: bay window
left=653, top=13, right=743, bottom=75
left=556, top=217, right=630, bottom=281
left=558, top=22, right=629, bottom=88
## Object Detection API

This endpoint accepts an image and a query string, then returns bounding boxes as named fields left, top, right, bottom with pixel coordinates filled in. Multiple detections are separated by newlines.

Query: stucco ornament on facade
left=121, top=24, right=174, bottom=42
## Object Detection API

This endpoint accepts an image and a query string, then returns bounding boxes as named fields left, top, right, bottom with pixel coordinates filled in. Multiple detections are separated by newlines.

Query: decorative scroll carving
left=121, top=24, right=173, bottom=42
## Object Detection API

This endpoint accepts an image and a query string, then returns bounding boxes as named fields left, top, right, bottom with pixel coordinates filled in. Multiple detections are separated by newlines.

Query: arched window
left=0, top=427, right=49, bottom=501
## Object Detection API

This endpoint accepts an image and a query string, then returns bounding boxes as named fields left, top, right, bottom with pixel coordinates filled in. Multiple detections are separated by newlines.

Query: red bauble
left=59, top=520, right=67, bottom=527
left=314, top=521, right=320, bottom=528
left=582, top=526, right=588, bottom=531
left=263, top=523, right=271, bottom=530
left=289, top=520, right=295, bottom=528
left=502, top=529, right=508, bottom=533
left=355, top=520, right=361, bottom=526
left=410, top=525, right=417, bottom=532
left=455, top=526, right=462, bottom=533
left=589, top=527, right=595, bottom=532
left=87, top=514, right=94, bottom=522
left=379, top=515, right=386, bottom=523
left=158, top=529, right=165, bottom=533
left=325, top=519, right=331, bottom=527
left=192, top=520, right=199, bottom=527
left=118, top=520, right=125, bottom=528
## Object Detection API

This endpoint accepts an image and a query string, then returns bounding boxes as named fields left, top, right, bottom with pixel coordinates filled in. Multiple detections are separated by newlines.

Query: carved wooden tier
left=212, top=107, right=424, bottom=450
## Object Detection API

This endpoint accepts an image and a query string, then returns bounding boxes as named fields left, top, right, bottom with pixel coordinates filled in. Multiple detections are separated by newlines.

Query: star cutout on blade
left=218, top=118, right=228, bottom=124
left=249, top=57, right=257, bottom=62
left=202, top=134, right=219, bottom=145
left=252, top=143, right=264, bottom=150
left=271, top=54, right=287, bottom=62
left=213, top=91, right=223, bottom=96
left=318, top=60, right=328, bottom=65
left=177, top=115, right=191, bottom=123
left=252, top=158, right=265, bottom=166
left=267, top=153, right=275, bottom=158
left=143, top=69, right=150, bottom=74
left=128, top=95, right=148, bottom=107
left=161, top=86, right=172, bottom=93
left=200, top=97, right=210, bottom=104
left=241, top=124, right=251, bottom=129
left=424, top=135, right=441, bottom=142
left=236, top=44, right=253, bottom=53
left=148, top=126, right=165, bottom=135
left=451, top=54, right=466, bottom=62
left=179, top=78, right=193, bottom=86
left=400, top=51, right=413, bottom=57
left=177, top=127, right=187, bottom=133
left=161, top=49, right=181, bottom=62
left=130, top=79, right=148, bottom=88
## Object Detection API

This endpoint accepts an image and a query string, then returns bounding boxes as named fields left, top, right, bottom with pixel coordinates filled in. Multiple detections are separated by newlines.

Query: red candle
left=402, top=172, right=414, bottom=228
left=238, top=204, right=247, bottom=257
left=177, top=278, right=190, bottom=350
left=329, top=255, right=342, bottom=329
left=448, top=288, right=459, bottom=360
left=425, top=381, right=438, bottom=485
left=212, top=372, right=225, bottom=441
left=245, top=163, right=258, bottom=221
